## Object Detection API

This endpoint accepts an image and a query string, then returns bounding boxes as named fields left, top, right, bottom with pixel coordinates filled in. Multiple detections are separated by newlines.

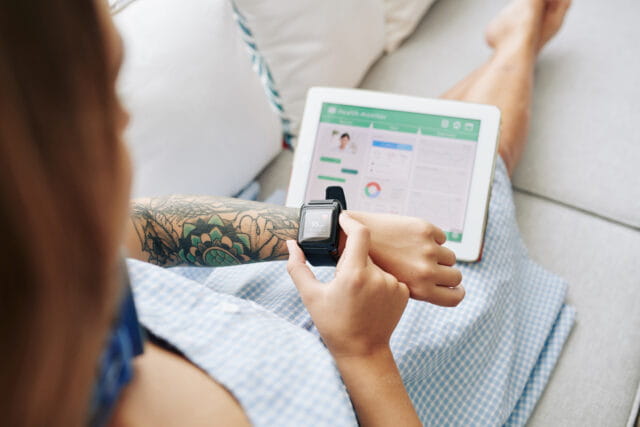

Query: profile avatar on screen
left=330, top=130, right=357, bottom=154
left=339, top=133, right=350, bottom=150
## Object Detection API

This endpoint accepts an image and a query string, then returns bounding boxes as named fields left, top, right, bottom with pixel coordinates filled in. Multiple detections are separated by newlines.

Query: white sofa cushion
left=383, top=0, right=437, bottom=52
left=114, top=0, right=282, bottom=198
left=231, top=0, right=386, bottom=139
left=515, top=192, right=640, bottom=427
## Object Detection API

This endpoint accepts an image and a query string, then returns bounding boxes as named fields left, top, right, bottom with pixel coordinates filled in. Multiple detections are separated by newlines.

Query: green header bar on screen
left=319, top=103, right=481, bottom=141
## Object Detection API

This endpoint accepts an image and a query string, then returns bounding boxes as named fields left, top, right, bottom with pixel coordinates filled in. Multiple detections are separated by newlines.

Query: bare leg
left=442, top=0, right=571, bottom=176
left=444, top=47, right=537, bottom=176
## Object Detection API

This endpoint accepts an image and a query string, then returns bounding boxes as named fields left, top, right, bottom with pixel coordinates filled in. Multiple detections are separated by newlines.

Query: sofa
left=114, top=0, right=640, bottom=424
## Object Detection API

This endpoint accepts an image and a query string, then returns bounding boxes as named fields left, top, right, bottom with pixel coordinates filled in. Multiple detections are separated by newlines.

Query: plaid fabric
left=128, top=157, right=575, bottom=426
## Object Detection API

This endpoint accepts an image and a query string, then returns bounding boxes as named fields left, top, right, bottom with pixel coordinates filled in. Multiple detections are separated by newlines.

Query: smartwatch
left=297, top=186, right=347, bottom=266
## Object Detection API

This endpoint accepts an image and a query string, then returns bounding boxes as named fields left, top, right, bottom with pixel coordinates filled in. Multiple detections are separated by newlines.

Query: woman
left=0, top=0, right=571, bottom=425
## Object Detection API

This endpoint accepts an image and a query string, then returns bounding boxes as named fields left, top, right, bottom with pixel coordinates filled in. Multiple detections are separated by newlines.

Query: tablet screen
left=304, top=103, right=481, bottom=242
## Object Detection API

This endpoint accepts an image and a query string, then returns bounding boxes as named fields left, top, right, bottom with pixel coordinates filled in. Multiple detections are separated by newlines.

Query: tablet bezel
left=286, top=87, right=500, bottom=262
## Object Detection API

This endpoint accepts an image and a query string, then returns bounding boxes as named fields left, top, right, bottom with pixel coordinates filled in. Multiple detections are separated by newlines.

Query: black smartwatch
left=297, top=186, right=347, bottom=266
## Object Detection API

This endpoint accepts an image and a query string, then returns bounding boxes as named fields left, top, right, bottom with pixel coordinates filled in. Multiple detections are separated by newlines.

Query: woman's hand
left=345, top=211, right=465, bottom=307
left=286, top=212, right=409, bottom=359
left=287, top=213, right=421, bottom=426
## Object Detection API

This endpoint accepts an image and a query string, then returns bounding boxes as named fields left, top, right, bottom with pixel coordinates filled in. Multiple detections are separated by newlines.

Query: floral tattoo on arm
left=130, top=196, right=299, bottom=267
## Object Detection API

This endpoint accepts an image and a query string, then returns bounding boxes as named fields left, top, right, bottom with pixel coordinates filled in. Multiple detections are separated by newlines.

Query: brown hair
left=0, top=1, right=124, bottom=425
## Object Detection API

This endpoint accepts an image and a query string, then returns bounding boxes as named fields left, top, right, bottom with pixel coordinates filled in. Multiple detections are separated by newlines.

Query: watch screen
left=301, top=208, right=333, bottom=242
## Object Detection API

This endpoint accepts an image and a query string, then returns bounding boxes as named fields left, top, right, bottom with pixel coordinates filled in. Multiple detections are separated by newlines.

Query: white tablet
left=286, top=87, right=501, bottom=262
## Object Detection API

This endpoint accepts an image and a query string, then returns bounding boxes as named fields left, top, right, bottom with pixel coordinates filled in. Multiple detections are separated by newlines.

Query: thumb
left=286, top=240, right=322, bottom=300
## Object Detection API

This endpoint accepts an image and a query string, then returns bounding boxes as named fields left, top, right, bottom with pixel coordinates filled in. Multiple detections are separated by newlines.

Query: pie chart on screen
left=364, top=181, right=382, bottom=198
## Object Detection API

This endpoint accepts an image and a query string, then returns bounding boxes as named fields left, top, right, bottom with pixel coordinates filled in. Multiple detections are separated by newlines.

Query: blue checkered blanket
left=127, top=158, right=575, bottom=426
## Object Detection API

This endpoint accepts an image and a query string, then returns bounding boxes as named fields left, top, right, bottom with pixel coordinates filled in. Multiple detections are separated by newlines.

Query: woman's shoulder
left=111, top=342, right=251, bottom=426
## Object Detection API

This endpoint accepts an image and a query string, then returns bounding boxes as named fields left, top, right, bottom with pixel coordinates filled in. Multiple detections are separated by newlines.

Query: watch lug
left=325, top=186, right=347, bottom=210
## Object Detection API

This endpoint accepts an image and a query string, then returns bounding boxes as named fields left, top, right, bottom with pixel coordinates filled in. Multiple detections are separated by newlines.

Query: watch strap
left=325, top=186, right=347, bottom=210
left=306, top=252, right=338, bottom=267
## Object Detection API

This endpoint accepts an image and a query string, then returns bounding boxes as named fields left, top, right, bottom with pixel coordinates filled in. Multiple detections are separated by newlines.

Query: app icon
left=448, top=232, right=462, bottom=242
left=464, top=122, right=474, bottom=131
left=453, top=121, right=462, bottom=130
left=364, top=182, right=382, bottom=198
left=441, top=119, right=449, bottom=128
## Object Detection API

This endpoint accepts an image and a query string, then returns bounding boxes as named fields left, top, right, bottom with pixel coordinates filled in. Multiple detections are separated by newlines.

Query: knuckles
left=415, top=220, right=445, bottom=242
left=414, top=219, right=434, bottom=238
left=397, top=282, right=411, bottom=300
left=416, top=264, right=437, bottom=280
left=421, top=245, right=438, bottom=260
left=341, top=267, right=402, bottom=293
left=409, top=287, right=431, bottom=302
left=354, top=223, right=371, bottom=243
left=342, top=268, right=368, bottom=288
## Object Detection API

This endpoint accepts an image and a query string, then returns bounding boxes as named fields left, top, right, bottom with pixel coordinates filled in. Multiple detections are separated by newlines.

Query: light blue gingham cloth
left=127, top=157, right=575, bottom=426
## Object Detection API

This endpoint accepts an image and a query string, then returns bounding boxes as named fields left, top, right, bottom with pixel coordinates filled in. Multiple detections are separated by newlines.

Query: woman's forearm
left=335, top=348, right=421, bottom=427
left=126, top=195, right=299, bottom=267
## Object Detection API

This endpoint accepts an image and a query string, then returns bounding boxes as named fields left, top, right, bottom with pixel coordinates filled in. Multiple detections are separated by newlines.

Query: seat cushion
left=383, top=0, right=438, bottom=52
left=514, top=192, right=640, bottom=426
left=360, top=0, right=640, bottom=228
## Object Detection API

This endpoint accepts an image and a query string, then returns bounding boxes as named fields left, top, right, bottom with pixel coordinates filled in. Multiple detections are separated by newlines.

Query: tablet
left=286, top=87, right=501, bottom=262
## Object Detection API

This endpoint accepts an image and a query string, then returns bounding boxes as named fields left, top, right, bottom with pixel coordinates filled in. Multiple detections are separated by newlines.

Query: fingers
left=377, top=267, right=410, bottom=301
left=431, top=226, right=447, bottom=245
left=408, top=261, right=463, bottom=305
left=397, top=281, right=411, bottom=299
left=380, top=269, right=399, bottom=287
left=431, top=284, right=466, bottom=307
left=338, top=212, right=370, bottom=269
left=435, top=265, right=463, bottom=287
left=436, top=245, right=456, bottom=266
left=286, top=240, right=322, bottom=298
left=432, top=262, right=464, bottom=307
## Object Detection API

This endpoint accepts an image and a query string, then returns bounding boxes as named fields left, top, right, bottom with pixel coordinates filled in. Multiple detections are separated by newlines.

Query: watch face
left=301, top=208, right=333, bottom=242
